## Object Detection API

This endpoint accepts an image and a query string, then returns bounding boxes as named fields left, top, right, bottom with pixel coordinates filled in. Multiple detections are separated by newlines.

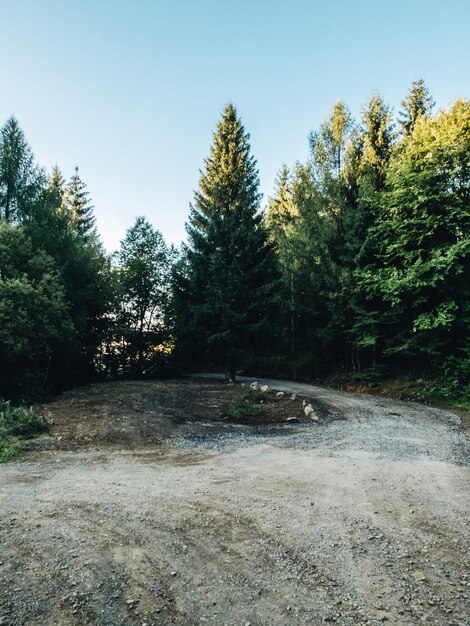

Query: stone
left=291, top=394, right=297, bottom=400
left=260, top=385, right=271, bottom=393
left=276, top=391, right=285, bottom=397
left=286, top=417, right=298, bottom=423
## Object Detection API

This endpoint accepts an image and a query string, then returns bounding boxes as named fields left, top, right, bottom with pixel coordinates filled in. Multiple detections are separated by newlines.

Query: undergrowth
left=0, top=399, right=47, bottom=462
left=226, top=388, right=267, bottom=419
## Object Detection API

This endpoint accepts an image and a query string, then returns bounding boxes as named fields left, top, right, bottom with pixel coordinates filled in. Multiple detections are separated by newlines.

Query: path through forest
left=1, top=377, right=469, bottom=625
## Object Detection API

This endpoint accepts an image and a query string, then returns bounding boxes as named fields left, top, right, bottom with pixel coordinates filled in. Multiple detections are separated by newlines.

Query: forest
left=0, top=79, right=469, bottom=406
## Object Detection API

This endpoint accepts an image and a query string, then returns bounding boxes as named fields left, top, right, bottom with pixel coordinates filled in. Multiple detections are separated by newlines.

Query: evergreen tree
left=174, top=103, right=278, bottom=380
left=399, top=78, right=435, bottom=136
left=0, top=221, right=73, bottom=398
left=65, top=166, right=96, bottom=237
left=48, top=165, right=66, bottom=209
left=266, top=165, right=298, bottom=355
left=0, top=116, right=42, bottom=223
left=360, top=93, right=395, bottom=191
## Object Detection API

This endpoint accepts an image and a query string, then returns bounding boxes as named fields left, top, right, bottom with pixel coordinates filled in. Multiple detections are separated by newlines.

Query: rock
left=291, top=394, right=297, bottom=400
left=250, top=382, right=260, bottom=390
left=276, top=391, right=285, bottom=397
left=286, top=417, right=298, bottom=423
left=260, top=385, right=271, bottom=393
left=302, top=399, right=308, bottom=407
left=170, top=571, right=177, bottom=577
left=304, top=403, right=319, bottom=420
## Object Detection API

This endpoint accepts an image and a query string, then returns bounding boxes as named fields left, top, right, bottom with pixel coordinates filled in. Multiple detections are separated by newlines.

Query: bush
left=0, top=399, right=46, bottom=462
left=227, top=401, right=265, bottom=419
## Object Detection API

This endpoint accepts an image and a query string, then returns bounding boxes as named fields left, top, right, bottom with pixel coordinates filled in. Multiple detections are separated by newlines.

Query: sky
left=1, top=0, right=469, bottom=252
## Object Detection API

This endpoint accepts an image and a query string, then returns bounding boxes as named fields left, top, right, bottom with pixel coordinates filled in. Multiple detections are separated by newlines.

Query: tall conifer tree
left=0, top=116, right=42, bottom=223
left=65, top=166, right=96, bottom=237
left=175, top=104, right=278, bottom=379
left=399, top=78, right=435, bottom=136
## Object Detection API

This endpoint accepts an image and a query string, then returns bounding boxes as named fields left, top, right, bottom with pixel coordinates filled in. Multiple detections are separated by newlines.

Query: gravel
left=1, top=376, right=469, bottom=626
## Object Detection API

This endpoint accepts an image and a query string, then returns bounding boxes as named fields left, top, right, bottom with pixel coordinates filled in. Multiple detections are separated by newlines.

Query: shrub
left=0, top=399, right=46, bottom=462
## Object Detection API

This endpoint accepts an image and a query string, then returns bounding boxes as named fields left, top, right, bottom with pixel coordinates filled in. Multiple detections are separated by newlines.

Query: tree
left=360, top=93, right=395, bottom=191
left=115, top=216, right=173, bottom=375
left=174, top=103, right=278, bottom=380
left=65, top=166, right=96, bottom=237
left=0, top=117, right=43, bottom=223
left=0, top=221, right=73, bottom=398
left=358, top=99, right=470, bottom=378
left=399, top=78, right=435, bottom=136
left=266, top=165, right=298, bottom=355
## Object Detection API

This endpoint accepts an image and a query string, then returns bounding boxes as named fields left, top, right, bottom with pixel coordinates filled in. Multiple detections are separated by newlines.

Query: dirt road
left=1, top=378, right=469, bottom=626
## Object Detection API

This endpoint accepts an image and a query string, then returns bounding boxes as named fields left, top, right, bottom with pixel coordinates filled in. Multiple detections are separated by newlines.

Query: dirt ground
left=1, top=376, right=469, bottom=626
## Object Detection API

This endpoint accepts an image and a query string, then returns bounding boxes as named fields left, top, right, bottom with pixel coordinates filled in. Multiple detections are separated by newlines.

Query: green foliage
left=358, top=99, right=470, bottom=365
left=64, top=166, right=96, bottom=238
left=107, top=216, right=174, bottom=376
left=0, top=116, right=43, bottom=223
left=0, top=87, right=468, bottom=404
left=243, top=388, right=267, bottom=403
left=399, top=78, right=435, bottom=136
left=266, top=88, right=469, bottom=392
left=226, top=396, right=265, bottom=419
left=0, top=399, right=46, bottom=462
left=174, top=104, right=279, bottom=379
left=0, top=221, right=73, bottom=398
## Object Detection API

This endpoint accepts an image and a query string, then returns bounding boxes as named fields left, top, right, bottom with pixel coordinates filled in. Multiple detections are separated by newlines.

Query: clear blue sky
left=1, top=0, right=468, bottom=252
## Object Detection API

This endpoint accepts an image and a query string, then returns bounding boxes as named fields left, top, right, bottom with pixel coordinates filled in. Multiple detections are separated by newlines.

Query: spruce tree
left=0, top=116, right=42, bottom=223
left=399, top=78, right=435, bottom=136
left=48, top=165, right=66, bottom=208
left=65, top=166, right=96, bottom=237
left=360, top=93, right=395, bottom=191
left=175, top=104, right=278, bottom=380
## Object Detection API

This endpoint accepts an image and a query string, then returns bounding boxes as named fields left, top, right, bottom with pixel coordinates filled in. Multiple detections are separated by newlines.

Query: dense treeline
left=263, top=84, right=469, bottom=395
left=174, top=82, right=469, bottom=398
left=0, top=118, right=172, bottom=400
left=0, top=79, right=468, bottom=404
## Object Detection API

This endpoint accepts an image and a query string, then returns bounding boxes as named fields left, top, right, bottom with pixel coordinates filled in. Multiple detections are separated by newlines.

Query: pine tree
left=48, top=165, right=66, bottom=209
left=399, top=78, right=435, bottom=136
left=65, top=166, right=96, bottom=237
left=175, top=103, right=278, bottom=380
left=361, top=93, right=395, bottom=191
left=0, top=116, right=42, bottom=223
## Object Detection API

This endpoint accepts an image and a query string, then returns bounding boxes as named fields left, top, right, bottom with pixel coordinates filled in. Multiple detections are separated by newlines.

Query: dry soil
left=0, top=376, right=469, bottom=626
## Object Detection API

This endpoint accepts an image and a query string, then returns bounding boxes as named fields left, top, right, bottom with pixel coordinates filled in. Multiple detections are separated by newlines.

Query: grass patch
left=0, top=399, right=47, bottom=462
left=242, top=389, right=267, bottom=403
left=226, top=389, right=267, bottom=419
left=401, top=378, right=470, bottom=410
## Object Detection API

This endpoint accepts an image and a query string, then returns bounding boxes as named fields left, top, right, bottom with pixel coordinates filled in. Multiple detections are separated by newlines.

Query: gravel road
left=1, top=377, right=469, bottom=626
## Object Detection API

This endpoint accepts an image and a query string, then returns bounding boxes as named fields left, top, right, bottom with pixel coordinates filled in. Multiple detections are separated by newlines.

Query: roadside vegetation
left=0, top=400, right=46, bottom=462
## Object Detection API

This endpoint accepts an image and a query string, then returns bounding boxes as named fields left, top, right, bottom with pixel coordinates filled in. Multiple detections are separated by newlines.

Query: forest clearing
left=1, top=378, right=469, bottom=626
